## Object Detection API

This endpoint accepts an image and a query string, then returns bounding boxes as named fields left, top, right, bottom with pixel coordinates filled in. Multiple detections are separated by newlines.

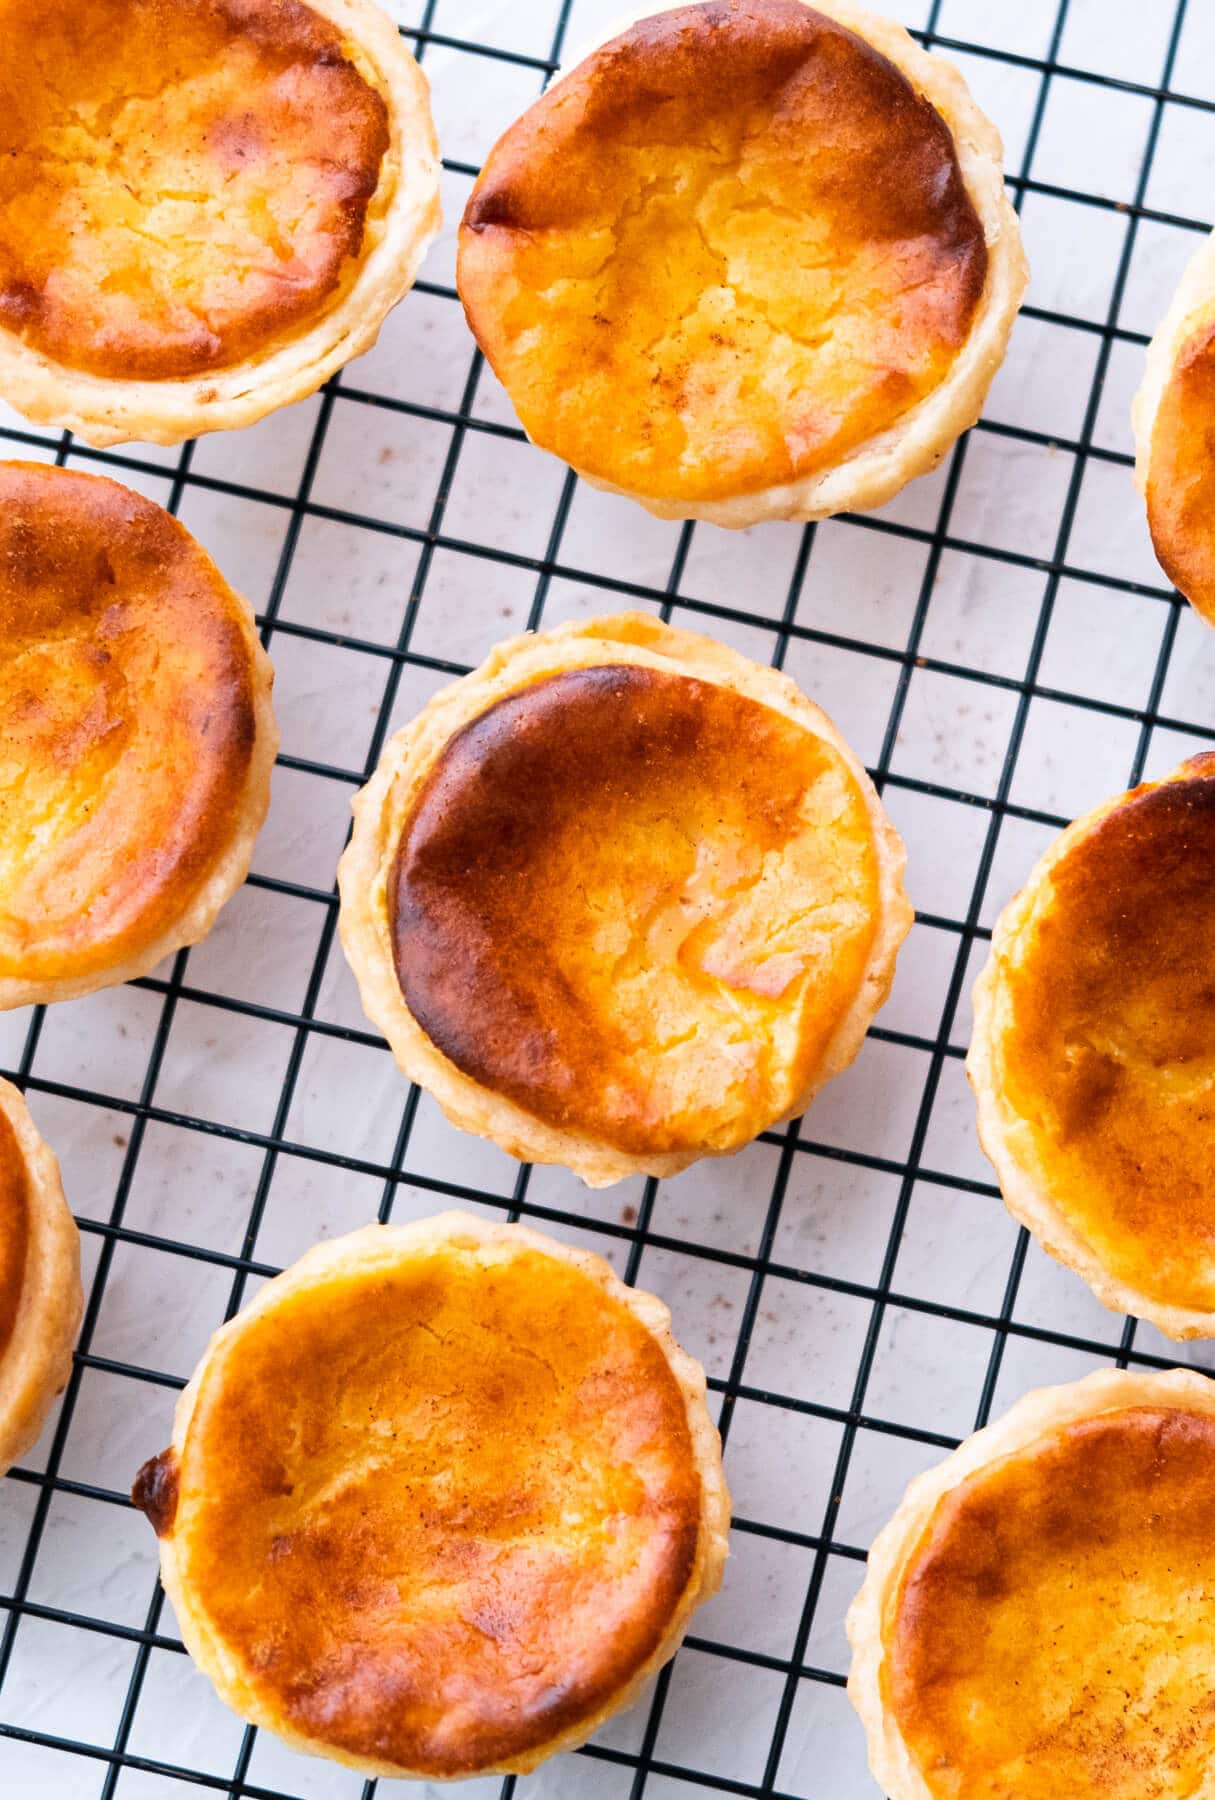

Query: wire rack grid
left=1, top=0, right=1214, bottom=1795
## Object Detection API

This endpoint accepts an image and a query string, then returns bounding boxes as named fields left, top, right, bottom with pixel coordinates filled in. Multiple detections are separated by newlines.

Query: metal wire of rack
left=1, top=0, right=1214, bottom=1795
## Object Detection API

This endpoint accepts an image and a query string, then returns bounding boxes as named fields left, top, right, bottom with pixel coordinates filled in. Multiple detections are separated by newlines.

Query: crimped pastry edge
left=845, top=1366, right=1215, bottom=1799
left=337, top=610, right=913, bottom=1187
left=0, top=0, right=442, bottom=448
left=153, top=1210, right=732, bottom=1780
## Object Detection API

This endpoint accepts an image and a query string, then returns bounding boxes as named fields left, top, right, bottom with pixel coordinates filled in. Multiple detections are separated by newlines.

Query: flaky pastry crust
left=0, top=1076, right=81, bottom=1477
left=847, top=1367, right=1215, bottom=1800
left=968, top=754, right=1215, bottom=1339
left=459, top=0, right=1026, bottom=528
left=1133, top=225, right=1215, bottom=626
left=337, top=612, right=912, bottom=1187
left=136, top=1212, right=730, bottom=1779
left=0, top=0, right=441, bottom=447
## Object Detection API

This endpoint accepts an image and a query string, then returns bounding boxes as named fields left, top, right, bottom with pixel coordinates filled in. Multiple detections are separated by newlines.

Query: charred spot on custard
left=460, top=186, right=517, bottom=235
left=132, top=1447, right=180, bottom=1537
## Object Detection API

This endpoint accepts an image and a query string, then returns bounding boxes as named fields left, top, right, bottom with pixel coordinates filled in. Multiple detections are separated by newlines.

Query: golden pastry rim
left=154, top=1210, right=731, bottom=1779
left=0, top=482, right=280, bottom=1010
left=845, top=1365, right=1215, bottom=1800
left=336, top=611, right=913, bottom=1188
left=966, top=757, right=1212, bottom=1339
left=463, top=0, right=1028, bottom=529
left=1131, top=221, right=1215, bottom=610
left=0, top=1075, right=82, bottom=1478
left=0, top=0, right=442, bottom=449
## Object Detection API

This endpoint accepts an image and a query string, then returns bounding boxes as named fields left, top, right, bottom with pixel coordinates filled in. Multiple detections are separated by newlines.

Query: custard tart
left=0, top=0, right=441, bottom=445
left=0, top=1076, right=80, bottom=1477
left=133, top=1213, right=729, bottom=1779
left=969, top=753, right=1215, bottom=1338
left=0, top=462, right=277, bottom=1006
left=338, top=612, right=911, bottom=1185
left=849, top=1367, right=1215, bottom=1800
left=458, top=0, right=1026, bottom=526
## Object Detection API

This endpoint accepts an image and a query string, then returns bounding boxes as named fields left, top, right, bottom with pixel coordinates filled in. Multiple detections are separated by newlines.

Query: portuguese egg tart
left=337, top=612, right=911, bottom=1186
left=0, top=462, right=278, bottom=1008
left=0, top=1076, right=81, bottom=1478
left=848, top=1367, right=1215, bottom=1800
left=132, top=1212, right=729, bottom=1780
left=0, top=0, right=441, bottom=447
left=968, top=753, right=1215, bottom=1338
left=457, top=0, right=1027, bottom=528
left=1134, top=228, right=1215, bottom=626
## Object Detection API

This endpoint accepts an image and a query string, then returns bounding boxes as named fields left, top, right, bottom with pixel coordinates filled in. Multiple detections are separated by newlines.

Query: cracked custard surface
left=458, top=0, right=988, bottom=503
left=989, top=755, right=1215, bottom=1314
left=0, top=0, right=390, bottom=380
left=156, top=1237, right=704, bottom=1775
left=0, top=462, right=259, bottom=985
left=390, top=664, right=881, bottom=1158
left=887, top=1405, right=1215, bottom=1799
left=0, top=1106, right=29, bottom=1365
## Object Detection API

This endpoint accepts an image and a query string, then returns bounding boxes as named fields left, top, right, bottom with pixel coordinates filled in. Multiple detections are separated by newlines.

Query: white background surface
left=3, top=1, right=1215, bottom=1795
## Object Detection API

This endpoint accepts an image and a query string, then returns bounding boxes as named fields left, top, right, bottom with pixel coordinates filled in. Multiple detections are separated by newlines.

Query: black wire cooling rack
left=3, top=0, right=1215, bottom=1795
